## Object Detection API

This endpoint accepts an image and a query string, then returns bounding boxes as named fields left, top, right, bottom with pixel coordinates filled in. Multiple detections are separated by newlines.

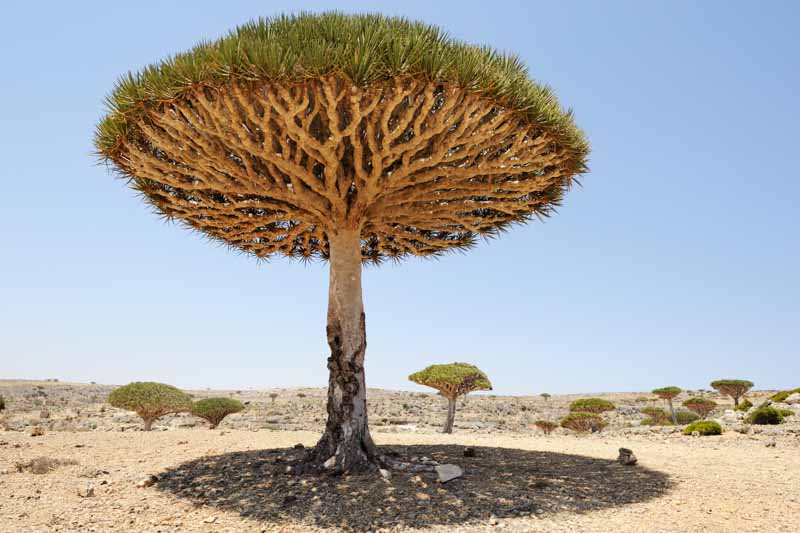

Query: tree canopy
left=108, top=382, right=193, bottom=420
left=408, top=362, right=492, bottom=399
left=192, top=397, right=245, bottom=428
left=652, top=386, right=681, bottom=400
left=94, top=12, right=589, bottom=264
left=569, top=398, right=615, bottom=414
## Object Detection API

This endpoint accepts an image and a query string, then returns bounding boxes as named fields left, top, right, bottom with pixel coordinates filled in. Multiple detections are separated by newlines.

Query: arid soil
left=1, top=380, right=798, bottom=532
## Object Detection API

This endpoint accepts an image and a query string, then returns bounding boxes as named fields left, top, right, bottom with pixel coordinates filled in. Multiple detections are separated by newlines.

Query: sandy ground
left=1, top=428, right=798, bottom=532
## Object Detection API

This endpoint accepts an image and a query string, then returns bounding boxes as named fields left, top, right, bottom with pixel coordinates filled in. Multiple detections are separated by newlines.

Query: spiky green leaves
left=560, top=412, right=607, bottom=433
left=108, top=382, right=193, bottom=429
left=408, top=363, right=491, bottom=399
left=95, top=12, right=588, bottom=158
left=191, top=398, right=245, bottom=428
left=744, top=405, right=784, bottom=425
left=652, top=386, right=682, bottom=400
left=569, top=398, right=615, bottom=414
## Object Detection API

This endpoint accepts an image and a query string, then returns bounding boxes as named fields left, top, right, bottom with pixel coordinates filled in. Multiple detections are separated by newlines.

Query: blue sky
left=0, top=1, right=797, bottom=394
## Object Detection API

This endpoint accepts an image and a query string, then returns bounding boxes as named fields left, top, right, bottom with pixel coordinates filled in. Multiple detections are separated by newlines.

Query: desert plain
left=0, top=379, right=798, bottom=532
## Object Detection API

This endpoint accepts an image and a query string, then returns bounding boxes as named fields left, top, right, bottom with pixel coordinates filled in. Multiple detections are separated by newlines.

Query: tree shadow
left=155, top=445, right=672, bottom=531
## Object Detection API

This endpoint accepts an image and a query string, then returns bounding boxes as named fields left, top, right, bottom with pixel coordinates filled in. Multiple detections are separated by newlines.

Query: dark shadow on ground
left=155, top=445, right=672, bottom=531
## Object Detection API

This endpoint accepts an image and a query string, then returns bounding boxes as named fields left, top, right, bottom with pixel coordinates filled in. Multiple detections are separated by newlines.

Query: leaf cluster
left=95, top=11, right=589, bottom=169
left=560, top=412, right=607, bottom=433
left=191, top=397, right=245, bottom=428
left=733, top=399, right=753, bottom=412
left=107, top=382, right=193, bottom=418
left=568, top=398, right=615, bottom=414
left=652, top=386, right=681, bottom=400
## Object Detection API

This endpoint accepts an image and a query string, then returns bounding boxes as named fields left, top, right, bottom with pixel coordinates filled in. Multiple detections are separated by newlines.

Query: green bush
left=769, top=388, right=800, bottom=402
left=777, top=409, right=794, bottom=418
left=745, top=406, right=784, bottom=425
left=733, top=399, right=753, bottom=412
left=108, top=382, right=193, bottom=431
left=569, top=398, right=615, bottom=414
left=682, top=397, right=717, bottom=419
left=534, top=420, right=558, bottom=435
left=560, top=412, right=607, bottom=433
left=191, top=398, right=245, bottom=429
left=675, top=410, right=701, bottom=424
left=641, top=417, right=673, bottom=426
left=641, top=406, right=671, bottom=423
left=683, top=421, right=723, bottom=436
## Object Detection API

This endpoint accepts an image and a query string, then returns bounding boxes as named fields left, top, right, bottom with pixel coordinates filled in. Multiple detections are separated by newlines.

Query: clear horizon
left=1, top=1, right=798, bottom=395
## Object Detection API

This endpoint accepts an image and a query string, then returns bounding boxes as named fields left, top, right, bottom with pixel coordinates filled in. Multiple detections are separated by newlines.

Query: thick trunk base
left=443, top=397, right=456, bottom=434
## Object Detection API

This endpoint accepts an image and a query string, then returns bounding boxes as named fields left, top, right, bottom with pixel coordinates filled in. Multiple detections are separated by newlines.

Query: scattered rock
left=293, top=443, right=304, bottom=449
left=202, top=516, right=217, bottom=524
left=323, top=456, right=337, bottom=470
left=691, top=431, right=701, bottom=437
left=617, top=447, right=637, bottom=465
left=463, top=447, right=476, bottom=457
left=77, top=482, right=94, bottom=498
left=435, top=464, right=463, bottom=483
left=379, top=468, right=392, bottom=480
left=765, top=439, right=776, bottom=448
left=489, top=514, right=499, bottom=525
left=136, top=475, right=158, bottom=488
left=29, top=426, right=44, bottom=437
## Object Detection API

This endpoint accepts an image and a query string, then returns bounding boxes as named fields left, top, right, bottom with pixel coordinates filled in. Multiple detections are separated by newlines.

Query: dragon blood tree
left=710, top=379, right=753, bottom=407
left=652, top=386, right=681, bottom=425
left=94, top=13, right=588, bottom=471
left=409, top=363, right=492, bottom=433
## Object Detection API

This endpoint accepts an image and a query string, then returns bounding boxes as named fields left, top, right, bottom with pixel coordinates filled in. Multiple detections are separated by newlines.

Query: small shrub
left=745, top=406, right=784, bottom=425
left=675, top=410, right=700, bottom=424
left=769, top=388, right=800, bottom=402
left=534, top=420, right=558, bottom=435
left=683, top=421, right=723, bottom=436
left=641, top=417, right=673, bottom=426
left=297, top=393, right=306, bottom=399
left=107, top=382, right=193, bottom=431
left=0, top=395, right=5, bottom=411
left=641, top=406, right=670, bottom=422
left=682, top=397, right=717, bottom=419
left=569, top=398, right=615, bottom=414
left=560, top=412, right=607, bottom=433
left=777, top=409, right=794, bottom=417
left=191, top=398, right=245, bottom=429
left=733, top=399, right=753, bottom=412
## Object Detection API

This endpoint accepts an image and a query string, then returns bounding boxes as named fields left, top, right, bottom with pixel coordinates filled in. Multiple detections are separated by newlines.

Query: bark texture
left=443, top=397, right=457, bottom=434
left=309, top=229, right=377, bottom=471
left=143, top=417, right=154, bottom=431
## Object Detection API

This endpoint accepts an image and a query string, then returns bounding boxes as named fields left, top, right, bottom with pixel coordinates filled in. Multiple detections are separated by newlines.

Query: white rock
left=323, top=456, right=336, bottom=470
left=379, top=468, right=392, bottom=480
left=435, top=464, right=463, bottom=483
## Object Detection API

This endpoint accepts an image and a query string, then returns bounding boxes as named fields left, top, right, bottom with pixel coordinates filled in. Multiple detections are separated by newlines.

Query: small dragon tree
left=710, top=379, right=753, bottom=407
left=682, top=397, right=716, bottom=419
left=108, top=382, right=193, bottom=431
left=94, top=13, right=588, bottom=471
left=569, top=398, right=615, bottom=414
left=540, top=393, right=551, bottom=402
left=409, top=363, right=492, bottom=433
left=192, top=398, right=245, bottom=429
left=652, top=386, right=681, bottom=425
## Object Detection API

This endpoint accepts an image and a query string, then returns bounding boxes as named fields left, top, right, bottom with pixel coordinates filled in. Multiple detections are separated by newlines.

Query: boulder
left=435, top=464, right=463, bottom=483
left=617, top=448, right=637, bottom=466
left=785, top=393, right=800, bottom=405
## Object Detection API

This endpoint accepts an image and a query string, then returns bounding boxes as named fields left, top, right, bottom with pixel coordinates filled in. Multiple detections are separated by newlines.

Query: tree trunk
left=443, top=396, right=457, bottom=434
left=143, top=417, right=154, bottom=431
left=309, top=229, right=377, bottom=471
left=733, top=395, right=739, bottom=407
left=668, top=399, right=677, bottom=425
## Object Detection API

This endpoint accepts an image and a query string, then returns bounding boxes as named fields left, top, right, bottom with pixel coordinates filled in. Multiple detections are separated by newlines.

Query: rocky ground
left=1, top=380, right=799, bottom=532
